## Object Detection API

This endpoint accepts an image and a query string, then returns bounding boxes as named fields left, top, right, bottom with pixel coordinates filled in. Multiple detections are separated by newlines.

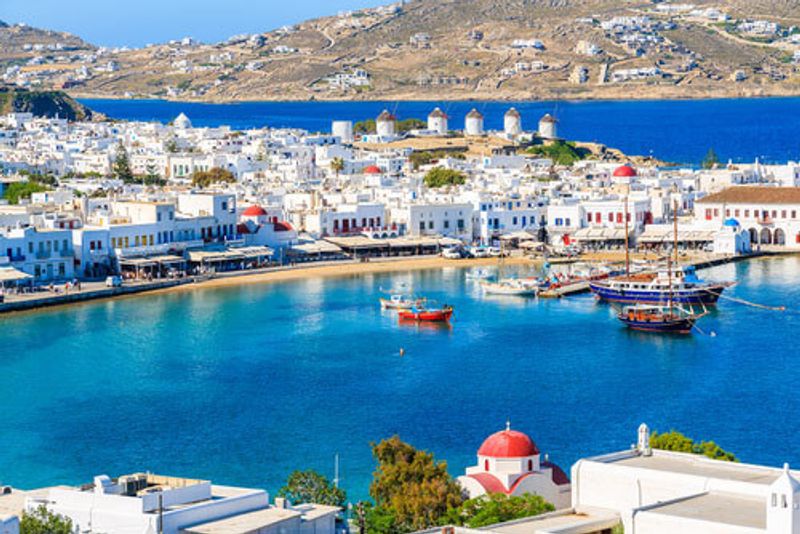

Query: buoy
left=399, top=348, right=405, bottom=357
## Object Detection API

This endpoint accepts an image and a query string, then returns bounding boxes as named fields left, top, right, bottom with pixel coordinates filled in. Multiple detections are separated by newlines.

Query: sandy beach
left=163, top=255, right=539, bottom=294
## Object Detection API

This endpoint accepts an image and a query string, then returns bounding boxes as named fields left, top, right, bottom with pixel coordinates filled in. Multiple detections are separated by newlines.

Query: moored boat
left=480, top=279, right=538, bottom=297
left=589, top=267, right=732, bottom=305
left=380, top=294, right=427, bottom=310
left=617, top=304, right=702, bottom=334
left=398, top=306, right=454, bottom=322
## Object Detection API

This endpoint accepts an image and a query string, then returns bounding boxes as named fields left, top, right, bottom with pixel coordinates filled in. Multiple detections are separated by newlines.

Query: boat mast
left=624, top=194, right=630, bottom=277
left=668, top=199, right=678, bottom=309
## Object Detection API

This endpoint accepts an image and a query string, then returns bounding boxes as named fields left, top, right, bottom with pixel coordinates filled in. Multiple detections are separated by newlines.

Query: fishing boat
left=481, top=279, right=538, bottom=297
left=616, top=304, right=702, bottom=334
left=398, top=305, right=454, bottom=323
left=380, top=294, right=426, bottom=310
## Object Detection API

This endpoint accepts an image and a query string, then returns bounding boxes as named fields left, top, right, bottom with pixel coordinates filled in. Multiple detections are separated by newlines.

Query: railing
left=59, top=249, right=74, bottom=258
left=35, top=251, right=51, bottom=260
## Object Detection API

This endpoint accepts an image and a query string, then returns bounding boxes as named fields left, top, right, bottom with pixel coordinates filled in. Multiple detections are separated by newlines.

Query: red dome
left=242, top=205, right=268, bottom=217
left=478, top=429, right=539, bottom=458
left=613, top=165, right=637, bottom=177
left=364, top=165, right=383, bottom=174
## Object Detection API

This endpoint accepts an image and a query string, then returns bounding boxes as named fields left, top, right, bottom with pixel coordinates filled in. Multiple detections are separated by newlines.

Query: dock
left=538, top=280, right=591, bottom=298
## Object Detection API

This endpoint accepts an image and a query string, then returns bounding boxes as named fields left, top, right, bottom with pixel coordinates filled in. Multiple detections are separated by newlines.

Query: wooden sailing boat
left=616, top=200, right=707, bottom=334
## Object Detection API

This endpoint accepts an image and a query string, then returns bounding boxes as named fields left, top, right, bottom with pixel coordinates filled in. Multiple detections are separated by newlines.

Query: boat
left=481, top=279, right=538, bottom=297
left=465, top=268, right=492, bottom=280
left=589, top=267, right=732, bottom=305
left=380, top=294, right=426, bottom=310
left=616, top=304, right=701, bottom=334
left=398, top=306, right=454, bottom=323
left=590, top=197, right=732, bottom=306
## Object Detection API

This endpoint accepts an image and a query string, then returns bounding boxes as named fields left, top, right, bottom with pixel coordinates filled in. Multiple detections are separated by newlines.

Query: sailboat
left=480, top=242, right=538, bottom=296
left=616, top=201, right=707, bottom=334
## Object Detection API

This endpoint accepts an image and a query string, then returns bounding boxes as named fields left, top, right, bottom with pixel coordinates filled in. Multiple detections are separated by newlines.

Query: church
left=457, top=423, right=572, bottom=509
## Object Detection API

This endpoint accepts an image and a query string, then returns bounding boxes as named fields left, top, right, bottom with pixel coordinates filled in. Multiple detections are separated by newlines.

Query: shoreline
left=2, top=251, right=778, bottom=316
left=73, top=93, right=800, bottom=106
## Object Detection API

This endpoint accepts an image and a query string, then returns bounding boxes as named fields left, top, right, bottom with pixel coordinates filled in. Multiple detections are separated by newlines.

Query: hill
left=1, top=0, right=799, bottom=102
left=0, top=86, right=96, bottom=120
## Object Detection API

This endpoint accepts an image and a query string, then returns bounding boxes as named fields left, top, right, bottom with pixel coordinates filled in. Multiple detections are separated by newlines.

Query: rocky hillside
left=0, top=86, right=95, bottom=120
left=1, top=0, right=799, bottom=102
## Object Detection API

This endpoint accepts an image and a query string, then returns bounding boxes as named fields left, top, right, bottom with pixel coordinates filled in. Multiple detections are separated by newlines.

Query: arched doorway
left=774, top=229, right=786, bottom=245
left=760, top=228, right=772, bottom=245
left=748, top=228, right=758, bottom=244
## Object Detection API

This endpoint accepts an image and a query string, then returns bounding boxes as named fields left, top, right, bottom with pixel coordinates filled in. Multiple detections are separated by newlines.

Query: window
left=28, top=242, right=33, bottom=253
left=565, top=218, right=571, bottom=226
left=735, top=209, right=740, bottom=217
left=419, top=221, right=425, bottom=231
left=793, top=211, right=797, bottom=219
left=587, top=213, right=592, bottom=223
left=484, top=460, right=490, bottom=471
left=616, top=213, right=623, bottom=224
left=528, top=460, right=533, bottom=471
left=512, top=217, right=518, bottom=225
left=705, top=209, right=712, bottom=221
left=745, top=210, right=750, bottom=217
left=58, top=263, right=65, bottom=277
left=54, top=240, right=59, bottom=251
left=608, top=213, right=613, bottom=222
left=428, top=221, right=434, bottom=230
left=783, top=495, right=788, bottom=508
left=457, top=219, right=464, bottom=229
left=444, top=220, right=450, bottom=229
left=772, top=493, right=778, bottom=507
left=782, top=210, right=787, bottom=219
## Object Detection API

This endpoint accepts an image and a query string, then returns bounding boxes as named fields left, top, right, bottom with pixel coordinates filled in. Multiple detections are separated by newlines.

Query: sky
left=2, top=0, right=386, bottom=47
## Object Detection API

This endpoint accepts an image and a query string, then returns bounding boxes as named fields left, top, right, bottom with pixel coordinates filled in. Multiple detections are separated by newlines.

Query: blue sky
left=2, top=0, right=385, bottom=47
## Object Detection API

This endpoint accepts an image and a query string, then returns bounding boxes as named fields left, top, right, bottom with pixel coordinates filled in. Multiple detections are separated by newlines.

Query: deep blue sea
left=2, top=257, right=800, bottom=501
left=81, top=97, right=800, bottom=164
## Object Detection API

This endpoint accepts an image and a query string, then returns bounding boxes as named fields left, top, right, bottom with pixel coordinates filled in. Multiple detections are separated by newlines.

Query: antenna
left=334, top=453, right=340, bottom=488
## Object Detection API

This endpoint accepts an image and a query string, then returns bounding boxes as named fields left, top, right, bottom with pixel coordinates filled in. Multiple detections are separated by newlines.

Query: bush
left=277, top=470, right=346, bottom=508
left=445, top=493, right=555, bottom=528
left=423, top=167, right=466, bottom=188
left=191, top=167, right=236, bottom=188
left=526, top=140, right=588, bottom=166
left=650, top=430, right=737, bottom=462
left=20, top=505, right=73, bottom=534
left=3, top=182, right=49, bottom=204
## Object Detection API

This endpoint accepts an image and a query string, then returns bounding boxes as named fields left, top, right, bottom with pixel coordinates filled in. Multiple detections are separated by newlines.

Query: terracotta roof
left=468, top=473, right=508, bottom=494
left=466, top=108, right=484, bottom=119
left=242, top=205, right=268, bottom=217
left=540, top=113, right=557, bottom=123
left=542, top=460, right=570, bottom=486
left=478, top=429, right=539, bottom=458
left=429, top=107, right=448, bottom=119
left=505, top=107, right=521, bottom=118
left=697, top=187, right=800, bottom=205
left=377, top=110, right=396, bottom=121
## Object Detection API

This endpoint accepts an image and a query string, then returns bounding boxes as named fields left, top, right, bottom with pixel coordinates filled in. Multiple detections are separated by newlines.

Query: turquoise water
left=2, top=257, right=800, bottom=500
left=81, top=97, right=800, bottom=164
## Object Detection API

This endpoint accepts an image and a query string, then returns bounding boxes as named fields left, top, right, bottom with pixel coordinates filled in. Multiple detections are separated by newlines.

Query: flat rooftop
left=180, top=507, right=299, bottom=534
left=610, top=452, right=781, bottom=486
left=482, top=508, right=620, bottom=534
left=642, top=492, right=766, bottom=530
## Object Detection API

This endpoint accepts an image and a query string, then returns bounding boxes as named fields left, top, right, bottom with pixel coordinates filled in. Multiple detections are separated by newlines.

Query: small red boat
left=398, top=306, right=454, bottom=323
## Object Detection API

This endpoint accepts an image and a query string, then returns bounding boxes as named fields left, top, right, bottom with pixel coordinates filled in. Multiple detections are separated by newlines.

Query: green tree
left=165, top=138, right=179, bottom=153
left=330, top=157, right=344, bottom=177
left=277, top=470, right=346, bottom=507
left=20, top=505, right=73, bottom=534
left=354, top=119, right=376, bottom=134
left=650, top=430, right=738, bottom=462
left=191, top=167, right=236, bottom=188
left=396, top=118, right=426, bottom=133
left=423, top=167, right=466, bottom=188
left=367, top=436, right=465, bottom=533
left=526, top=140, right=588, bottom=166
left=3, top=182, right=49, bottom=204
left=112, top=142, right=134, bottom=182
left=445, top=493, right=555, bottom=528
left=702, top=148, right=720, bottom=170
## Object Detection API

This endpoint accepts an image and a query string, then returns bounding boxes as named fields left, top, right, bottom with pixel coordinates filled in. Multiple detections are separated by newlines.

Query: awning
left=290, top=241, right=343, bottom=255
left=0, top=266, right=33, bottom=282
left=232, top=246, right=274, bottom=258
left=572, top=227, right=628, bottom=241
left=438, top=237, right=463, bottom=247
left=188, top=250, right=246, bottom=263
left=500, top=230, right=536, bottom=241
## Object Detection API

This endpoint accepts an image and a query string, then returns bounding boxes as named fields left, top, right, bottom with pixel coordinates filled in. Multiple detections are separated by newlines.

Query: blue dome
left=723, top=218, right=740, bottom=227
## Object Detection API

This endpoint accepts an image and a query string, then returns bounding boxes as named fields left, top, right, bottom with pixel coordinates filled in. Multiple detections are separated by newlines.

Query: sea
left=81, top=97, right=800, bottom=165
left=2, top=257, right=800, bottom=501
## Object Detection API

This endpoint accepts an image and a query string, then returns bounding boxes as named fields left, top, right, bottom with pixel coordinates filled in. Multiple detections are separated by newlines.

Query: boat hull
left=398, top=309, right=453, bottom=322
left=617, top=315, right=696, bottom=334
left=589, top=282, right=727, bottom=305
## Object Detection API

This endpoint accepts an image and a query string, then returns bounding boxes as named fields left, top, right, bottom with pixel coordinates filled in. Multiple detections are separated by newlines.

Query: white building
left=24, top=473, right=338, bottom=534
left=503, top=108, right=522, bottom=138
left=457, top=424, right=571, bottom=509
left=331, top=120, right=354, bottom=144
left=376, top=110, right=397, bottom=138
left=397, top=203, right=473, bottom=240
left=695, top=187, right=800, bottom=248
left=571, top=423, right=800, bottom=534
left=427, top=108, right=449, bottom=136
left=538, top=114, right=558, bottom=140
left=464, top=109, right=484, bottom=137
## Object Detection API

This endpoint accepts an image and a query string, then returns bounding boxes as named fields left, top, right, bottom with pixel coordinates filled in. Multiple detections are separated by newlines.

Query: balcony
left=59, top=249, right=74, bottom=258
left=35, top=251, right=51, bottom=260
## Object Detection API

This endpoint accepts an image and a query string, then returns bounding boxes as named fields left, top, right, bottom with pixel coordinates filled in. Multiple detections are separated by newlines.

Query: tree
left=112, top=142, right=134, bottom=182
left=423, top=167, right=466, bottom=188
left=354, top=119, right=376, bottom=134
left=20, top=505, right=73, bottom=534
left=367, top=436, right=465, bottom=533
left=165, top=138, right=179, bottom=153
left=702, top=148, right=720, bottom=169
left=330, top=157, right=344, bottom=177
left=3, top=181, right=49, bottom=204
left=650, top=430, right=738, bottom=462
left=445, top=493, right=555, bottom=528
left=277, top=470, right=346, bottom=508
left=526, top=140, right=588, bottom=166
left=191, top=167, right=236, bottom=188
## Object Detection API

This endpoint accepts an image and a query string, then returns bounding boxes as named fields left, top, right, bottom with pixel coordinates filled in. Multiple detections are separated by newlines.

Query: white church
left=457, top=423, right=572, bottom=509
